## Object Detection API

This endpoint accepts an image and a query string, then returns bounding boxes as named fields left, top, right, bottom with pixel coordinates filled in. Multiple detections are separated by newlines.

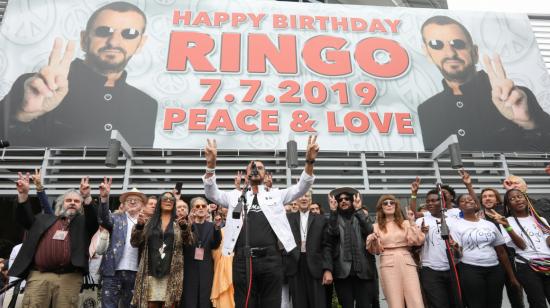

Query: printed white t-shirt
left=450, top=219, right=505, bottom=267
left=416, top=215, right=452, bottom=271
left=501, top=216, right=550, bottom=263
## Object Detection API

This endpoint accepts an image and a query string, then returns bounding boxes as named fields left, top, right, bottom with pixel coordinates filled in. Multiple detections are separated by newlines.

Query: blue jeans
left=101, top=270, right=137, bottom=308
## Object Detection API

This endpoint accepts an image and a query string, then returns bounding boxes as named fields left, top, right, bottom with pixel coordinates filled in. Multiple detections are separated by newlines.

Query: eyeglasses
left=382, top=200, right=396, bottom=206
left=94, top=26, right=141, bottom=40
left=161, top=196, right=176, bottom=202
left=125, top=198, right=142, bottom=204
left=194, top=204, right=207, bottom=209
left=338, top=197, right=350, bottom=202
left=427, top=39, right=467, bottom=50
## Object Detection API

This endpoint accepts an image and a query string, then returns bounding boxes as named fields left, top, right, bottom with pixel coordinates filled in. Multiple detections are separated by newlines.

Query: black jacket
left=328, top=209, right=376, bottom=280
left=285, top=212, right=332, bottom=279
left=418, top=70, right=550, bottom=151
left=8, top=198, right=99, bottom=278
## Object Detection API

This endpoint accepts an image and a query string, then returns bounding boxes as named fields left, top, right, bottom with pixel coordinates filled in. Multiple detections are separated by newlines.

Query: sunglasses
left=194, top=204, right=207, bottom=209
left=427, top=39, right=467, bottom=50
left=94, top=26, right=141, bottom=40
left=161, top=196, right=176, bottom=202
left=338, top=197, right=350, bottom=202
left=382, top=200, right=396, bottom=206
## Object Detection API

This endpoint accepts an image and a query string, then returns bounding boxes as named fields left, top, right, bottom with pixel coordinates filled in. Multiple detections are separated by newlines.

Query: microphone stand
left=437, top=183, right=464, bottom=308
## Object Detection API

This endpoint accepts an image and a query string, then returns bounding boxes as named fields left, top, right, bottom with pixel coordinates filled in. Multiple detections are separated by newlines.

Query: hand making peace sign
left=483, top=54, right=534, bottom=130
left=19, top=38, right=76, bottom=121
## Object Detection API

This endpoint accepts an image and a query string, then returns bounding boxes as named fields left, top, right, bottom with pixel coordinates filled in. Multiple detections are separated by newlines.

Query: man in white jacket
left=203, top=136, right=319, bottom=308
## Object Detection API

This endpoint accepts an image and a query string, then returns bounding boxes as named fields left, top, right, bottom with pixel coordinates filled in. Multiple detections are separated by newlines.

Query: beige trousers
left=379, top=247, right=424, bottom=308
left=21, top=271, right=83, bottom=308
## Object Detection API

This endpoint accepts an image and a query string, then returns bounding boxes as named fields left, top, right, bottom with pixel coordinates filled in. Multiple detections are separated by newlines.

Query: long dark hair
left=503, top=189, right=550, bottom=249
left=144, top=191, right=177, bottom=238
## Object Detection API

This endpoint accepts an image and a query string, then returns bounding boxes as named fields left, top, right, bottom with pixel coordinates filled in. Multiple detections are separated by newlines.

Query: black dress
left=180, top=221, right=222, bottom=308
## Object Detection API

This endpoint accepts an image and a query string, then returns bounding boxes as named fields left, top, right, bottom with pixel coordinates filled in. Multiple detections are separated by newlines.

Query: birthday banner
left=1, top=0, right=549, bottom=151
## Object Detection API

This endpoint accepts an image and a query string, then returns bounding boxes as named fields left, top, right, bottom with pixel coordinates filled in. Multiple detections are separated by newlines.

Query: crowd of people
left=0, top=138, right=549, bottom=308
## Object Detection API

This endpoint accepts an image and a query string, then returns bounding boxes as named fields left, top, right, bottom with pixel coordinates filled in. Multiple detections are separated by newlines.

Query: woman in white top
left=450, top=194, right=520, bottom=308
left=488, top=189, right=550, bottom=308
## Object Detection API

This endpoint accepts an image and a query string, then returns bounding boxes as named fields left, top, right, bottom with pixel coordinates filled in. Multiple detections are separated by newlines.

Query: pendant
left=159, top=242, right=167, bottom=259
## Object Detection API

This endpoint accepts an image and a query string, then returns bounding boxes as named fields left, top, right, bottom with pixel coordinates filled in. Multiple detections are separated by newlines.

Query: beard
left=85, top=45, right=131, bottom=74
left=438, top=58, right=477, bottom=83
left=59, top=205, right=79, bottom=218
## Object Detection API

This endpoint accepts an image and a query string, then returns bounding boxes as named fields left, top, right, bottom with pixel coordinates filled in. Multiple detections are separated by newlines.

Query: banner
left=1, top=0, right=549, bottom=151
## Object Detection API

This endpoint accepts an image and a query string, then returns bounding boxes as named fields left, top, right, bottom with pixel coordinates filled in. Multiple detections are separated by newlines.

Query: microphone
left=437, top=183, right=450, bottom=239
left=0, top=140, right=10, bottom=148
left=233, top=186, right=248, bottom=219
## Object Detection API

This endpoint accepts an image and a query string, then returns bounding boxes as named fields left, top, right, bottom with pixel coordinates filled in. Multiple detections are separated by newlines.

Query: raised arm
left=459, top=169, right=481, bottom=210
left=32, top=168, right=53, bottom=214
left=131, top=212, right=147, bottom=248
left=327, top=194, right=339, bottom=237
left=410, top=177, right=421, bottom=218
left=97, top=177, right=114, bottom=232
left=352, top=193, right=373, bottom=237
left=281, top=135, right=319, bottom=204
left=15, top=172, right=35, bottom=229
left=80, top=176, right=99, bottom=240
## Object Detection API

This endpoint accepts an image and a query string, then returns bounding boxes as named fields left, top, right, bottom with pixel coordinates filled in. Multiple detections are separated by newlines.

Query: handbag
left=79, top=275, right=100, bottom=308
left=95, top=229, right=110, bottom=256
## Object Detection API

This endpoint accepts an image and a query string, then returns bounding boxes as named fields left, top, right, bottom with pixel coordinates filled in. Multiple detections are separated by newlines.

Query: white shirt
left=8, top=244, right=25, bottom=288
left=300, top=211, right=309, bottom=252
left=501, top=216, right=550, bottom=263
left=450, top=219, right=505, bottom=267
left=116, top=213, right=139, bottom=271
left=416, top=216, right=451, bottom=271
left=204, top=171, right=314, bottom=256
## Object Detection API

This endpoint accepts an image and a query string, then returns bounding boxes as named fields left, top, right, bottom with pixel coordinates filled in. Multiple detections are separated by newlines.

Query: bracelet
left=205, top=167, right=216, bottom=174
left=305, top=159, right=316, bottom=164
left=505, top=226, right=513, bottom=232
left=410, top=195, right=417, bottom=199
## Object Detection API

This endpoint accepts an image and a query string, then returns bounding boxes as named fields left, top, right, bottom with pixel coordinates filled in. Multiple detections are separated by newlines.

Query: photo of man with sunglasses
left=417, top=15, right=550, bottom=151
left=0, top=1, right=157, bottom=147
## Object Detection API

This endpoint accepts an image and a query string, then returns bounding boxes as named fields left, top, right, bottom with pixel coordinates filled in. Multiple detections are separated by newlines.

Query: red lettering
left=167, top=32, right=216, bottom=72
left=188, top=108, right=208, bottom=131
left=207, top=109, right=236, bottom=131
left=247, top=33, right=297, bottom=74
left=354, top=37, right=409, bottom=78
left=163, top=108, right=186, bottom=131
left=302, top=36, right=351, bottom=76
left=395, top=113, right=414, bottom=134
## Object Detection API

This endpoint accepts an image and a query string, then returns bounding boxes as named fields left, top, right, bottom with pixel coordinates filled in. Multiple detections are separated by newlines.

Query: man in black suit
left=8, top=173, right=98, bottom=307
left=286, top=190, right=333, bottom=308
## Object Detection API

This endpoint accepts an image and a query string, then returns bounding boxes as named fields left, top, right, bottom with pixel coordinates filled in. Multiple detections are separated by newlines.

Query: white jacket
left=203, top=171, right=315, bottom=256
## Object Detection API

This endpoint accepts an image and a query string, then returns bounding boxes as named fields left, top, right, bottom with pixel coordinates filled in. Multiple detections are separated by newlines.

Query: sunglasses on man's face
left=427, top=39, right=467, bottom=50
left=338, top=196, right=350, bottom=202
left=194, top=204, right=207, bottom=209
left=94, top=26, right=141, bottom=40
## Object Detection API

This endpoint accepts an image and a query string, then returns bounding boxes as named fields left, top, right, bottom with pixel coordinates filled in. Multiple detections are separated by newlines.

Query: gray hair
left=55, top=189, right=84, bottom=216
left=190, top=196, right=207, bottom=208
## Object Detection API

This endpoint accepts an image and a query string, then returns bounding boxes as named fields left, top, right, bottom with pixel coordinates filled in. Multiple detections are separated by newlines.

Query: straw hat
left=119, top=187, right=147, bottom=204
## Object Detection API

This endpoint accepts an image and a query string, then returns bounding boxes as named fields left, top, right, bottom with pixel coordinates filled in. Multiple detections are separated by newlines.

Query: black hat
left=329, top=187, right=359, bottom=199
